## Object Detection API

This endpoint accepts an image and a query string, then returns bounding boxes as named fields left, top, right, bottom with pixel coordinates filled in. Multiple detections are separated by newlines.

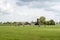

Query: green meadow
left=0, top=25, right=60, bottom=40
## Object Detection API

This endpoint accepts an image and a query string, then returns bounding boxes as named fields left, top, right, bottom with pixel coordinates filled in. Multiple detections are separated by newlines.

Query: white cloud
left=0, top=0, right=60, bottom=22
left=51, top=3, right=60, bottom=11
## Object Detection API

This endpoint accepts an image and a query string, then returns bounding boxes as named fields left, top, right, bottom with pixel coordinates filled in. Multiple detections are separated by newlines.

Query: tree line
left=39, top=16, right=55, bottom=25
left=0, top=16, right=55, bottom=26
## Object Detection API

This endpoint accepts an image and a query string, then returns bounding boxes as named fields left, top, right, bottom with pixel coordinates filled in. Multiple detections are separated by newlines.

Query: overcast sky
left=0, top=0, right=60, bottom=22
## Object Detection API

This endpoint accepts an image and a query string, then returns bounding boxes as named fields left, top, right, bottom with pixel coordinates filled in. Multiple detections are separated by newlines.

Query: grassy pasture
left=0, top=25, right=60, bottom=40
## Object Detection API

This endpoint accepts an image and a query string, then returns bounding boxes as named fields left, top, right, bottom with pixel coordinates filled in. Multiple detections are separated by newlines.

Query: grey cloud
left=15, top=0, right=60, bottom=14
left=16, top=0, right=60, bottom=6
left=45, top=8, right=60, bottom=16
left=20, top=0, right=34, bottom=2
left=17, top=0, right=60, bottom=14
left=16, top=0, right=44, bottom=6
left=20, top=0, right=60, bottom=2
left=29, top=2, right=54, bottom=9
left=45, top=8, right=60, bottom=13
left=16, top=0, right=55, bottom=8
left=0, top=10, right=9, bottom=15
left=16, top=1, right=29, bottom=6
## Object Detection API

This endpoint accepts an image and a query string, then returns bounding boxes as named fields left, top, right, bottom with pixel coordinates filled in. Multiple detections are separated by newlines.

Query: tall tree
left=39, top=16, right=46, bottom=25
left=35, top=18, right=39, bottom=25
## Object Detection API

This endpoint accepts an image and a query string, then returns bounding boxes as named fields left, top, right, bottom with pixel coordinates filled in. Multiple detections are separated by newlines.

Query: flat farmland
left=0, top=25, right=60, bottom=40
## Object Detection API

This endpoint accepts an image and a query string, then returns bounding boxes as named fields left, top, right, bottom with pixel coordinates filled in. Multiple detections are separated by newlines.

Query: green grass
left=0, top=25, right=60, bottom=40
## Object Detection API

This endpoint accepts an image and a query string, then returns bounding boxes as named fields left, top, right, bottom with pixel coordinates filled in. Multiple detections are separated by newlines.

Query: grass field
left=0, top=25, right=60, bottom=40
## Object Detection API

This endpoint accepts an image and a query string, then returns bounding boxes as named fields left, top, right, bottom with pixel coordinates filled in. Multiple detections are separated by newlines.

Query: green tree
left=39, top=16, right=46, bottom=25
left=46, top=20, right=55, bottom=25
left=24, top=22, right=30, bottom=25
left=48, top=20, right=55, bottom=25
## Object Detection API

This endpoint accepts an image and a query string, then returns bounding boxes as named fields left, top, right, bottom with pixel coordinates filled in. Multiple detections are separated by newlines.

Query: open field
left=0, top=25, right=60, bottom=40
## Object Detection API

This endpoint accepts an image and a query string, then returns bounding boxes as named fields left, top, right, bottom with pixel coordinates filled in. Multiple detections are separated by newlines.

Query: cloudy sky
left=0, top=0, right=60, bottom=22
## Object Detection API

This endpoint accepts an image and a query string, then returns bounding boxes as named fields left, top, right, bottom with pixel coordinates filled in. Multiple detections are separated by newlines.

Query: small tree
left=24, top=22, right=30, bottom=25
left=49, top=20, right=55, bottom=25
